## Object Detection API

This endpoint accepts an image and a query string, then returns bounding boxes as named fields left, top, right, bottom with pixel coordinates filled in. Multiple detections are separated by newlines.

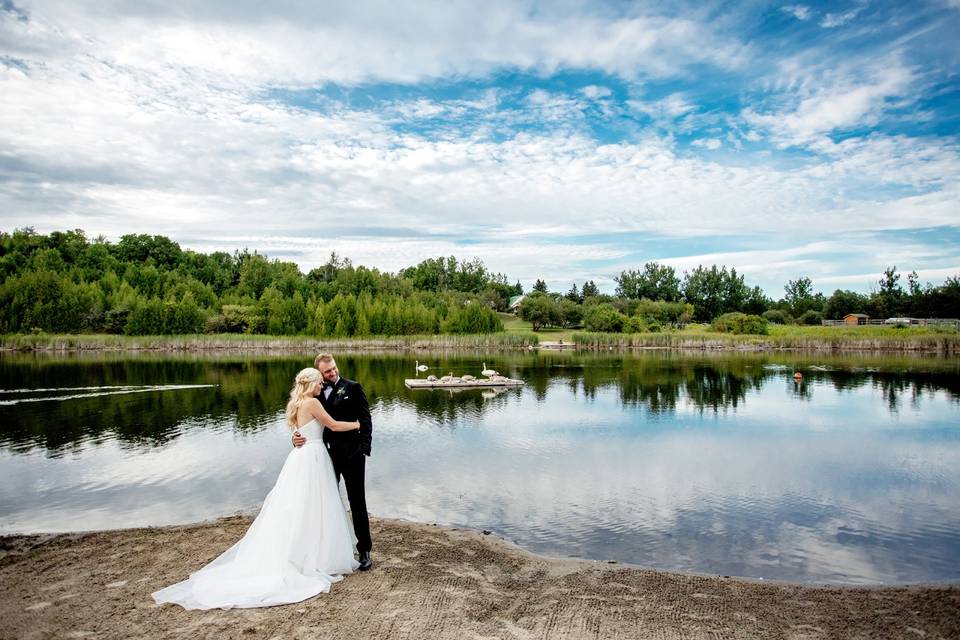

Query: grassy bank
left=3, top=323, right=958, bottom=354
left=0, top=332, right=539, bottom=352
left=574, top=324, right=960, bottom=353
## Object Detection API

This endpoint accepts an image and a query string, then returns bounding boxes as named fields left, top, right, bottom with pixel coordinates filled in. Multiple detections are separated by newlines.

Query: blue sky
left=1, top=0, right=958, bottom=296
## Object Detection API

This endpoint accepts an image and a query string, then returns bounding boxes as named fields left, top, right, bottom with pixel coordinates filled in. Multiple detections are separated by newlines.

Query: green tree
left=444, top=301, right=503, bottom=334
left=632, top=299, right=694, bottom=326
left=238, top=252, right=273, bottom=300
left=0, top=270, right=100, bottom=333
left=558, top=298, right=583, bottom=327
left=167, top=292, right=205, bottom=334
left=783, top=277, right=823, bottom=317
left=125, top=297, right=166, bottom=335
left=115, top=234, right=182, bottom=268
left=308, top=252, right=350, bottom=285
left=78, top=242, right=117, bottom=281
left=581, top=280, right=600, bottom=298
left=519, top=293, right=560, bottom=331
left=615, top=262, right=682, bottom=301
left=878, top=266, right=904, bottom=317
left=824, top=289, right=869, bottom=319
left=743, top=286, right=770, bottom=315
left=582, top=303, right=625, bottom=332
left=680, top=265, right=757, bottom=322
left=710, top=312, right=768, bottom=335
left=46, top=229, right=89, bottom=264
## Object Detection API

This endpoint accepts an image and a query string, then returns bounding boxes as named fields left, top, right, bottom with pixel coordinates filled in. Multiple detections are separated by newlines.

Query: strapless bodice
left=294, top=419, right=323, bottom=442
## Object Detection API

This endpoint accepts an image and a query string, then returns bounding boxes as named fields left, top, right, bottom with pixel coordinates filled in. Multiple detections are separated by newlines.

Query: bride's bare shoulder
left=296, top=397, right=322, bottom=415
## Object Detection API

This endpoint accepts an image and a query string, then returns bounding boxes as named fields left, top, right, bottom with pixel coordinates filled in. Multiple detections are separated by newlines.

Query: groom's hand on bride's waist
left=291, top=432, right=306, bottom=448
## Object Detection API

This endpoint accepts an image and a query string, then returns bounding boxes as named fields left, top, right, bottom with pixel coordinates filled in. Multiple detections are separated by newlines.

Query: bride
left=152, top=368, right=361, bottom=610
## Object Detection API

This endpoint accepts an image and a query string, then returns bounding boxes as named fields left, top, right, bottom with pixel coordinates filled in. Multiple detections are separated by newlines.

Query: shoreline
left=2, top=329, right=958, bottom=355
left=2, top=516, right=958, bottom=639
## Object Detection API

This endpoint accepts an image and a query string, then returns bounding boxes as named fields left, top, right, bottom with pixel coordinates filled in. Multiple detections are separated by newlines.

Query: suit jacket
left=320, top=377, right=372, bottom=459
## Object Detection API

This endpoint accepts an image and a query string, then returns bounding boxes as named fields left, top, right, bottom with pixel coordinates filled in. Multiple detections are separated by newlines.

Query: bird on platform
left=481, top=362, right=498, bottom=377
left=416, top=360, right=428, bottom=372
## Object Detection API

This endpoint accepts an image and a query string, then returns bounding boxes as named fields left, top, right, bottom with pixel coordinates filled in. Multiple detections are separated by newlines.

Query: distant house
left=508, top=294, right=526, bottom=313
left=843, top=313, right=869, bottom=325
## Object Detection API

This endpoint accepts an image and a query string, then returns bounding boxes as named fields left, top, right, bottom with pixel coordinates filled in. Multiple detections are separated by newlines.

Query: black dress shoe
left=358, top=551, right=372, bottom=571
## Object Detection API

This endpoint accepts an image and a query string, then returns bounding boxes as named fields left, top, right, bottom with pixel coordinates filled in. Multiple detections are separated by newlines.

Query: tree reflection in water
left=1, top=351, right=958, bottom=454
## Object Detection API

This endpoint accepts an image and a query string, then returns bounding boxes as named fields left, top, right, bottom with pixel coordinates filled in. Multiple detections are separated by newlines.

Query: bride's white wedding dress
left=152, top=420, right=359, bottom=609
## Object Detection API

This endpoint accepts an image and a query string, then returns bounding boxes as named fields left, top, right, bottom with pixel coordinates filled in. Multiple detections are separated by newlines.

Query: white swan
left=416, top=360, right=428, bottom=372
left=481, top=362, right=498, bottom=377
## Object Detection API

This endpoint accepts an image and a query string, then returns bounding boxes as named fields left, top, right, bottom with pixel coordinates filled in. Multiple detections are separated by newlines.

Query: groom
left=292, top=353, right=373, bottom=570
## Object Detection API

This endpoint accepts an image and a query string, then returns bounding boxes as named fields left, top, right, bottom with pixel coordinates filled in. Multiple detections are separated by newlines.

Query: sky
left=1, top=0, right=958, bottom=297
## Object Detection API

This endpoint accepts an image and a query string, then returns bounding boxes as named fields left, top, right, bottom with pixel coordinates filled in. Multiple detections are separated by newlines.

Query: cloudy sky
left=1, top=0, right=958, bottom=296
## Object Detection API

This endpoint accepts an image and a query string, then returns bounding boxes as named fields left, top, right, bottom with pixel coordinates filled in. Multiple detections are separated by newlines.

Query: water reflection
left=0, top=350, right=958, bottom=584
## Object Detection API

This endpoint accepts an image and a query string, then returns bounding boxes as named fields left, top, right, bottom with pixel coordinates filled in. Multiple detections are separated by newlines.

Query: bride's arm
left=306, top=399, right=360, bottom=432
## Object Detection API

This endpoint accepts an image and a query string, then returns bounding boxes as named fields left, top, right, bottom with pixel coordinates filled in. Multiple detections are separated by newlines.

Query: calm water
left=1, top=350, right=958, bottom=585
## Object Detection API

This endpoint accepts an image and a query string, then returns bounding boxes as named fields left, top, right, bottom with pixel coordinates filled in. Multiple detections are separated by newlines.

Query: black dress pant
left=330, top=451, right=372, bottom=553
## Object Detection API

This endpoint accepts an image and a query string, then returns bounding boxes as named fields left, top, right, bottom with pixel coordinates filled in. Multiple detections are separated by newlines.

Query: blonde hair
left=285, top=367, right=321, bottom=427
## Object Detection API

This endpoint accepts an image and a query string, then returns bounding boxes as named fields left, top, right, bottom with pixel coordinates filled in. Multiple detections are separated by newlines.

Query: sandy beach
left=1, top=516, right=958, bottom=640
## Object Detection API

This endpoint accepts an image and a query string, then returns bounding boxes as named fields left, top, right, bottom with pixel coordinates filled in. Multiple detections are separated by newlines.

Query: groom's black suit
left=320, top=376, right=372, bottom=554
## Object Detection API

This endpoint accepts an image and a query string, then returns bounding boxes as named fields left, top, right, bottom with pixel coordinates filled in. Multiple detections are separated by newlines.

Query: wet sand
left=1, top=516, right=958, bottom=640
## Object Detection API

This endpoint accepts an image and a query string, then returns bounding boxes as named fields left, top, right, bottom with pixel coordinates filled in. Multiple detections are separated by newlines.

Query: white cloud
left=781, top=4, right=812, bottom=20
left=580, top=85, right=611, bottom=99
left=691, top=137, right=721, bottom=150
left=1, top=1, right=745, bottom=85
left=628, top=93, right=696, bottom=121
left=744, top=56, right=915, bottom=147
left=3, top=42, right=957, bottom=290
left=522, top=89, right=588, bottom=123
left=820, top=8, right=862, bottom=28
left=651, top=235, right=960, bottom=296
left=0, top=0, right=957, bottom=295
left=817, top=266, right=960, bottom=288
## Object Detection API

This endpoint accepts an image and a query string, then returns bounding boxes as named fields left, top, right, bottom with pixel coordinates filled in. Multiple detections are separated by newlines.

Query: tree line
left=519, top=262, right=959, bottom=335
left=0, top=229, right=509, bottom=336
left=1, top=228, right=957, bottom=337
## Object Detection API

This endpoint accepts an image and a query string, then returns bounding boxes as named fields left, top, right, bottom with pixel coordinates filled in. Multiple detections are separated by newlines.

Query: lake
left=1, top=350, right=958, bottom=585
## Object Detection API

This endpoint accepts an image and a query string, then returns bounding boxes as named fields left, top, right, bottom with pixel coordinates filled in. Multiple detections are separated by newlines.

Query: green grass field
left=498, top=313, right=576, bottom=342
left=2, top=319, right=956, bottom=353
left=573, top=322, right=959, bottom=352
left=500, top=313, right=958, bottom=352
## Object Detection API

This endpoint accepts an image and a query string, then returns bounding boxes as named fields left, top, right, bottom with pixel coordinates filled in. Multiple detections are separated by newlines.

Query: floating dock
left=405, top=376, right=525, bottom=389
left=538, top=341, right=575, bottom=350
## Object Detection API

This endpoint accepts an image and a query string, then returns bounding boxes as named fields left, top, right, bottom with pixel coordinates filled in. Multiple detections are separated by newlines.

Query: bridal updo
left=285, top=367, right=321, bottom=427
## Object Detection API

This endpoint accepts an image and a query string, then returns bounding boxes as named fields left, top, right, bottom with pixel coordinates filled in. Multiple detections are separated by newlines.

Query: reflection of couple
left=153, top=354, right=373, bottom=609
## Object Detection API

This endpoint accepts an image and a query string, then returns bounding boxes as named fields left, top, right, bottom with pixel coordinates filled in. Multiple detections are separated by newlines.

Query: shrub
left=205, top=304, right=255, bottom=333
left=444, top=301, right=503, bottom=334
left=519, top=292, right=562, bottom=331
left=583, top=303, right=626, bottom=332
left=762, top=309, right=789, bottom=324
left=710, top=312, right=769, bottom=335
left=631, top=298, right=694, bottom=325
left=797, top=310, right=824, bottom=325
left=624, top=316, right=663, bottom=333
